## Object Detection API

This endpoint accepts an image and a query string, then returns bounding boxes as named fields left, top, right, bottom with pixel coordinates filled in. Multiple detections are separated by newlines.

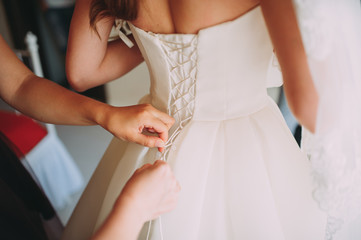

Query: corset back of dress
left=130, top=7, right=277, bottom=123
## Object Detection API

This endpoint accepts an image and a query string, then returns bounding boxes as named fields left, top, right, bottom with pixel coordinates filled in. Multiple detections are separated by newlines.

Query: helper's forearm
left=91, top=196, right=144, bottom=240
left=0, top=34, right=110, bottom=127
left=10, top=74, right=110, bottom=126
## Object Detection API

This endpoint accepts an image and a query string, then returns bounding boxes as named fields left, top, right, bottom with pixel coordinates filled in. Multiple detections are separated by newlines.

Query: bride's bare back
left=132, top=0, right=260, bottom=34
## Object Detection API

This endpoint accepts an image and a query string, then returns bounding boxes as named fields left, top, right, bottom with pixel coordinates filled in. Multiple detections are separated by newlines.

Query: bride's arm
left=260, top=0, right=318, bottom=133
left=66, top=0, right=143, bottom=92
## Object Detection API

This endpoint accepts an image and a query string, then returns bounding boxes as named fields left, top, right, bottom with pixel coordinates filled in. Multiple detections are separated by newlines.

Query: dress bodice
left=127, top=6, right=280, bottom=123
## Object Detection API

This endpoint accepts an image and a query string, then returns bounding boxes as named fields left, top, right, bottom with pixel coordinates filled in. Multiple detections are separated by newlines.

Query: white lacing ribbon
left=145, top=216, right=164, bottom=240
left=115, top=19, right=134, bottom=48
left=159, top=36, right=198, bottom=162
left=145, top=35, right=198, bottom=240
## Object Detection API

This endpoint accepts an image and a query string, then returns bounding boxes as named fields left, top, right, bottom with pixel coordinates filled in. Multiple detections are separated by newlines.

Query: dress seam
left=192, top=97, right=272, bottom=122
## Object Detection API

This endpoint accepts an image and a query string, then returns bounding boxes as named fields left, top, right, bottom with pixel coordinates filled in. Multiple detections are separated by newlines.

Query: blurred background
left=0, top=0, right=299, bottom=226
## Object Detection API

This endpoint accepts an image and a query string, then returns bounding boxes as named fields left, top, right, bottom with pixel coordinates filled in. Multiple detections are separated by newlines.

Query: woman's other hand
left=99, top=104, right=174, bottom=152
left=92, top=160, right=180, bottom=240
left=118, top=160, right=181, bottom=221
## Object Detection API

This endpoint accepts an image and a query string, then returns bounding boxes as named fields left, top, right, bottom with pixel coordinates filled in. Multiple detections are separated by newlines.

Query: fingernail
left=156, top=140, right=165, bottom=148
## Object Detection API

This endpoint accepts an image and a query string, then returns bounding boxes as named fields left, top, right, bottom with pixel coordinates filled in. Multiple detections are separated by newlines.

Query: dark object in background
left=2, top=0, right=66, bottom=86
left=0, top=132, right=63, bottom=240
left=42, top=0, right=75, bottom=54
left=294, top=124, right=302, bottom=147
left=1, top=0, right=106, bottom=102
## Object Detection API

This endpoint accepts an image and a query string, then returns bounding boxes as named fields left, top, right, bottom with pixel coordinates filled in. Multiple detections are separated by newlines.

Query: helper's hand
left=115, top=160, right=180, bottom=223
left=100, top=104, right=174, bottom=152
left=118, top=160, right=181, bottom=222
left=92, top=161, right=180, bottom=239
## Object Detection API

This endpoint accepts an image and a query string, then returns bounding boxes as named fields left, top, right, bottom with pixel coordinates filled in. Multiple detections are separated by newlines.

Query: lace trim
left=293, top=0, right=332, bottom=60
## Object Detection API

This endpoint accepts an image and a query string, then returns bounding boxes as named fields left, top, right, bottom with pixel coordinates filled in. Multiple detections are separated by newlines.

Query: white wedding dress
left=62, top=6, right=327, bottom=240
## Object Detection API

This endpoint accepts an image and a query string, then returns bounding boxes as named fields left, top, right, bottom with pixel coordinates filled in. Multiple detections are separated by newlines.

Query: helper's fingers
left=157, top=130, right=169, bottom=144
left=153, top=159, right=167, bottom=166
left=143, top=117, right=169, bottom=138
left=150, top=109, right=175, bottom=129
left=134, top=163, right=152, bottom=174
left=143, top=118, right=170, bottom=152
left=133, top=133, right=165, bottom=149
left=152, top=161, right=180, bottom=191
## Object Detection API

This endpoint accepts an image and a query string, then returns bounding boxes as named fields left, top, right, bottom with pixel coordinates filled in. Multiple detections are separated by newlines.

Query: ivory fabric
left=62, top=7, right=326, bottom=240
